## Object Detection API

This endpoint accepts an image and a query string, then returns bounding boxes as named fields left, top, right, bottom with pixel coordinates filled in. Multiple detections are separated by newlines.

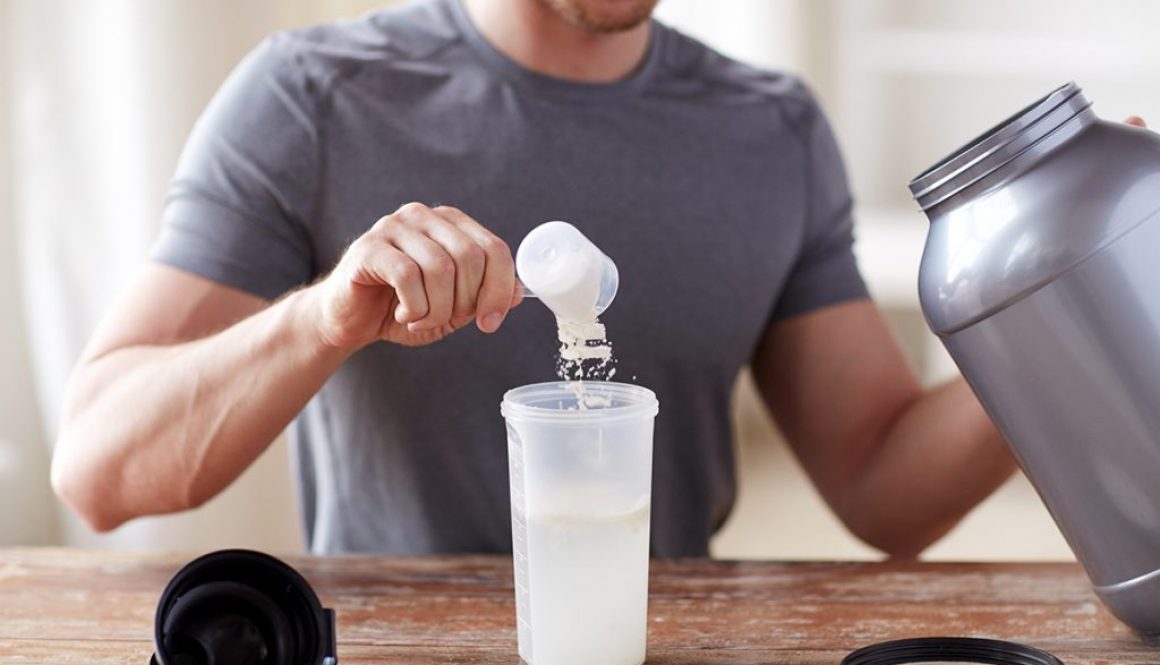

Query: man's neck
left=461, top=0, right=651, bottom=83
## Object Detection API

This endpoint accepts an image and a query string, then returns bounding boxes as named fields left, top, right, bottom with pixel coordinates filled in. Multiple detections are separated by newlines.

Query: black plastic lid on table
left=149, top=549, right=337, bottom=665
left=842, top=637, right=1065, bottom=665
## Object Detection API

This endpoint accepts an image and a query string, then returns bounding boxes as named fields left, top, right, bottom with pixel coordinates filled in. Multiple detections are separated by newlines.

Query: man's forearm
left=843, top=379, right=1016, bottom=558
left=53, top=287, right=349, bottom=531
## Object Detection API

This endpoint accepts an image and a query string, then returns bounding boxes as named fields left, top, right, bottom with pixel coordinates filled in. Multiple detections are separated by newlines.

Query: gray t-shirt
left=152, top=0, right=868, bottom=556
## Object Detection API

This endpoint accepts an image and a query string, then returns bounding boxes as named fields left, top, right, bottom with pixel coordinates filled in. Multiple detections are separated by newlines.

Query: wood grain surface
left=0, top=549, right=1157, bottom=664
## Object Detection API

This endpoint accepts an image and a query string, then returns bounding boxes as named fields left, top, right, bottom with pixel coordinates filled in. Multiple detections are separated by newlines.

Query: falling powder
left=554, top=312, right=617, bottom=412
left=555, top=316, right=616, bottom=383
left=568, top=380, right=612, bottom=410
left=557, top=319, right=611, bottom=362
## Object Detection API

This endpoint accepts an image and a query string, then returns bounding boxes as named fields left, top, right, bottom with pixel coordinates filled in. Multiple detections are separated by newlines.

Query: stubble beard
left=536, top=0, right=659, bottom=34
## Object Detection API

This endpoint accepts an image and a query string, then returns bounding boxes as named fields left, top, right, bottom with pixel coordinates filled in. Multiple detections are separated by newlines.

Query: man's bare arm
left=53, top=203, right=518, bottom=531
left=751, top=299, right=1015, bottom=558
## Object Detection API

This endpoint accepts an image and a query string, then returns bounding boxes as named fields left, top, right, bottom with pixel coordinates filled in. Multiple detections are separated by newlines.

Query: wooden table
left=1, top=549, right=1157, bottom=664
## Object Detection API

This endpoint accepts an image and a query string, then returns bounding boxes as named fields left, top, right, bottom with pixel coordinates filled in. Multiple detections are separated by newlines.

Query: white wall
left=0, top=0, right=58, bottom=546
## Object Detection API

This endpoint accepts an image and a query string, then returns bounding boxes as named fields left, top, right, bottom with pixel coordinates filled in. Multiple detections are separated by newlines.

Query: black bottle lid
left=843, top=636, right=1064, bottom=665
left=149, top=549, right=337, bottom=665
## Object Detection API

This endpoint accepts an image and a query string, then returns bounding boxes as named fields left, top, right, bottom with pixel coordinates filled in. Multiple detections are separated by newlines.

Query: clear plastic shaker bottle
left=501, top=382, right=658, bottom=665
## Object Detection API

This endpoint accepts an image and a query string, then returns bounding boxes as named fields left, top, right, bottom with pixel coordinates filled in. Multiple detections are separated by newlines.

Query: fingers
left=1126, top=116, right=1148, bottom=128
left=423, top=210, right=487, bottom=323
left=389, top=228, right=456, bottom=331
left=434, top=206, right=517, bottom=333
left=352, top=242, right=428, bottom=324
left=363, top=202, right=516, bottom=334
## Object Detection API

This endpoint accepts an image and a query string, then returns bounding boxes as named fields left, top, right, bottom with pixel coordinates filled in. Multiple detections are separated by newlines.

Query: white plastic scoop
left=516, top=221, right=618, bottom=322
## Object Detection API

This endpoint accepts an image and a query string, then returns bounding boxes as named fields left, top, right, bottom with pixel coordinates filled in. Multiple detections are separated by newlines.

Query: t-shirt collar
left=443, top=0, right=664, bottom=100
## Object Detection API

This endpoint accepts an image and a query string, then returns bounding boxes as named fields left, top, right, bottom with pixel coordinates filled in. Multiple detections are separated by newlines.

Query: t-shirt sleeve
left=150, top=34, right=319, bottom=301
left=770, top=90, right=869, bottom=320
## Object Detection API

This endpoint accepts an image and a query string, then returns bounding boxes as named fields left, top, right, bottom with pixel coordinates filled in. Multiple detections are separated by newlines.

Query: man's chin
left=544, top=0, right=659, bottom=34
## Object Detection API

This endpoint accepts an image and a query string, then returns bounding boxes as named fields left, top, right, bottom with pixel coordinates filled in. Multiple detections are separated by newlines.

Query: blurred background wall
left=4, top=0, right=1154, bottom=558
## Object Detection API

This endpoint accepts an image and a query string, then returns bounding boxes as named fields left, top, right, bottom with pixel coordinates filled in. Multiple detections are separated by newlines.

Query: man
left=51, top=0, right=1014, bottom=556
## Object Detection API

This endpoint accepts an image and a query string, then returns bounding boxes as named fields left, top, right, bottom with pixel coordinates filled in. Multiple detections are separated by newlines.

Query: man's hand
left=309, top=202, right=521, bottom=350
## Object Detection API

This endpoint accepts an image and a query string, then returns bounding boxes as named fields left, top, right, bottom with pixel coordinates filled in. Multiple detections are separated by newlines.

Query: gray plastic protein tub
left=911, top=82, right=1160, bottom=634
